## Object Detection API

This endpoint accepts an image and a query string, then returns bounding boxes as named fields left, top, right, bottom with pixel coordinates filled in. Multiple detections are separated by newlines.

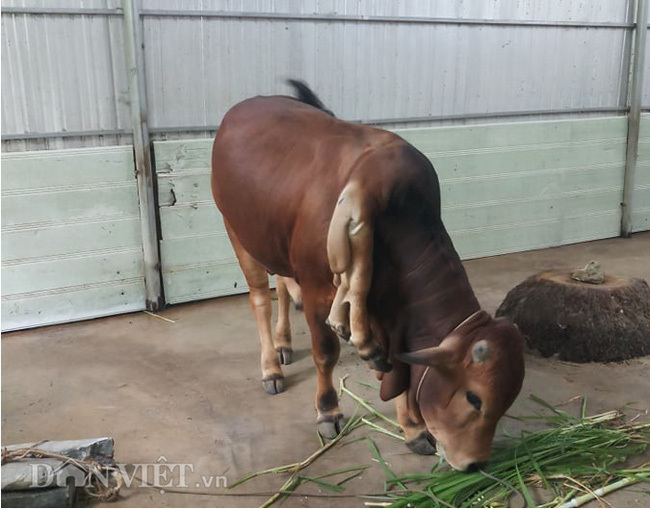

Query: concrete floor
left=2, top=233, right=650, bottom=508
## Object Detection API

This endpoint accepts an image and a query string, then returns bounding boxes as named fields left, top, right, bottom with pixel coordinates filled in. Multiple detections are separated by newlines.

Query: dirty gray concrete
left=2, top=233, right=649, bottom=508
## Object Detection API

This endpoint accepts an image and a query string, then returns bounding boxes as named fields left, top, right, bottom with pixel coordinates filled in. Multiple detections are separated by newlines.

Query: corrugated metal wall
left=1, top=0, right=130, bottom=151
left=2, top=0, right=648, bottom=150
left=2, top=0, right=649, bottom=329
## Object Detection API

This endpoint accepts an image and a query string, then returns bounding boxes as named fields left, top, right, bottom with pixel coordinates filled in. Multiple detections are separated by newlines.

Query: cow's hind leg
left=273, top=276, right=293, bottom=365
left=303, top=288, right=346, bottom=439
left=283, top=276, right=303, bottom=310
left=226, top=224, right=285, bottom=395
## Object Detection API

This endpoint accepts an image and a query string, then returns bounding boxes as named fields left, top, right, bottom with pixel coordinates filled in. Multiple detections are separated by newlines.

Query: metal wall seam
left=138, top=10, right=633, bottom=29
left=622, top=0, right=649, bottom=235
left=121, top=0, right=163, bottom=309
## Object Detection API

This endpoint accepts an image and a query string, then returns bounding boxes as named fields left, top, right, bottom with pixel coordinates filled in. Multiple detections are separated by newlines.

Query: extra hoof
left=317, top=414, right=348, bottom=439
left=326, top=319, right=351, bottom=343
left=361, top=349, right=392, bottom=373
left=276, top=347, right=293, bottom=365
left=369, top=356, right=392, bottom=373
left=294, top=300, right=303, bottom=311
left=406, top=430, right=437, bottom=456
left=261, top=375, right=285, bottom=395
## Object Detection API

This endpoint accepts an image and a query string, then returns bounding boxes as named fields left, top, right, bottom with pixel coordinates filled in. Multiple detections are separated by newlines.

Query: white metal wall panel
left=1, top=146, right=146, bottom=331
left=141, top=14, right=628, bottom=131
left=1, top=0, right=635, bottom=152
left=154, top=116, right=626, bottom=304
left=1, top=3, right=131, bottom=152
left=140, top=1, right=628, bottom=23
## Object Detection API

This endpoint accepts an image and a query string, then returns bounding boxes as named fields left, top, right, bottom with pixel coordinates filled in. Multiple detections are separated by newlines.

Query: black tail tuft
left=287, top=79, right=335, bottom=117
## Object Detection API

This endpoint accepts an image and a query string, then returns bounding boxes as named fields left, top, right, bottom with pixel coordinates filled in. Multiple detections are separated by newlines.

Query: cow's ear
left=397, top=345, right=455, bottom=367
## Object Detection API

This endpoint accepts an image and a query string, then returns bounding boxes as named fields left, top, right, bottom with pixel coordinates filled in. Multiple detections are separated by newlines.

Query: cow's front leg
left=396, top=391, right=437, bottom=455
left=273, top=276, right=294, bottom=365
left=304, top=293, right=346, bottom=439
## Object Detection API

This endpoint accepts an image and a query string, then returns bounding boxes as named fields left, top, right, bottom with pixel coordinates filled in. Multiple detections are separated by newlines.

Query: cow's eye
left=466, top=391, right=482, bottom=411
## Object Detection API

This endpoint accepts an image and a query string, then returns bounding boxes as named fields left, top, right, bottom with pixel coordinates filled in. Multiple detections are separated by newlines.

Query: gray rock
left=571, top=261, right=605, bottom=284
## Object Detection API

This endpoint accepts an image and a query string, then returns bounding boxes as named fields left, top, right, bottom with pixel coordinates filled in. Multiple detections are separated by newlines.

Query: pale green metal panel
left=1, top=146, right=146, bottom=331
left=154, top=116, right=628, bottom=304
left=633, top=113, right=650, bottom=232
left=154, top=139, right=249, bottom=304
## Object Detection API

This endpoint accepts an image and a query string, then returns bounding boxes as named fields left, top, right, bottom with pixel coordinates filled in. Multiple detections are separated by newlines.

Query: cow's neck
left=396, top=226, right=481, bottom=352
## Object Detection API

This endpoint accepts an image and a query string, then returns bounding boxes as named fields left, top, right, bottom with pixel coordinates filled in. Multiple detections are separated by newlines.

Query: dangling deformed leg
left=225, top=223, right=285, bottom=395
left=395, top=391, right=437, bottom=455
left=274, top=276, right=294, bottom=365
left=326, top=181, right=390, bottom=371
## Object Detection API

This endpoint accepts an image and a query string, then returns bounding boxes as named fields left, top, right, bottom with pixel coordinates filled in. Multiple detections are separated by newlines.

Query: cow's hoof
left=276, top=347, right=293, bottom=365
left=294, top=300, right=303, bottom=311
left=317, top=414, right=348, bottom=439
left=261, top=375, right=285, bottom=395
left=405, top=430, right=437, bottom=455
left=326, top=319, right=351, bottom=343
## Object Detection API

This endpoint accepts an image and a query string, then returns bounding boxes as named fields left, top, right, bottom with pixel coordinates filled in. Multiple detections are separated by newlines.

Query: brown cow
left=211, top=81, right=525, bottom=471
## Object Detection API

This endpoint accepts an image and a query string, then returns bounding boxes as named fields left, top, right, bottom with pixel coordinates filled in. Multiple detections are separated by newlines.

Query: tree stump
left=495, top=270, right=650, bottom=363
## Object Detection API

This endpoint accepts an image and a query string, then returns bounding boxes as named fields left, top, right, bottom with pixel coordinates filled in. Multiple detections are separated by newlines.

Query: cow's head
left=398, top=311, right=524, bottom=471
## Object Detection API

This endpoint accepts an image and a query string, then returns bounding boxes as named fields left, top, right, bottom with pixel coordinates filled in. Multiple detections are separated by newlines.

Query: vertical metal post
left=123, top=0, right=164, bottom=309
left=622, top=0, right=648, bottom=237
left=617, top=0, right=636, bottom=108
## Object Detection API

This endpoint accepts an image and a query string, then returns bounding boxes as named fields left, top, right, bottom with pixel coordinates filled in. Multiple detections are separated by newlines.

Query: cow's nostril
left=466, top=461, right=488, bottom=473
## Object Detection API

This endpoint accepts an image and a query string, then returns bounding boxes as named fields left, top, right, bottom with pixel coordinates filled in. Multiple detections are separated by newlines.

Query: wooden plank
left=440, top=165, right=623, bottom=208
left=452, top=211, right=621, bottom=260
left=1, top=279, right=145, bottom=332
left=1, top=146, right=136, bottom=191
left=632, top=185, right=650, bottom=209
left=2, top=249, right=144, bottom=295
left=1, top=146, right=146, bottom=331
left=162, top=261, right=249, bottom=305
left=155, top=155, right=625, bottom=208
left=153, top=117, right=630, bottom=304
left=637, top=113, right=650, bottom=140
left=395, top=116, right=627, bottom=153
left=157, top=171, right=211, bottom=206
left=632, top=208, right=650, bottom=232
left=160, top=233, right=235, bottom=270
left=1, top=185, right=140, bottom=227
left=633, top=160, right=650, bottom=186
left=154, top=139, right=212, bottom=173
left=443, top=188, right=622, bottom=233
left=2, top=217, right=142, bottom=262
left=159, top=203, right=224, bottom=238
left=429, top=140, right=626, bottom=180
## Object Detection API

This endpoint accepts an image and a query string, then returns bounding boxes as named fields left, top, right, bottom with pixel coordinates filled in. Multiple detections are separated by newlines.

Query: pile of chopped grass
left=230, top=379, right=650, bottom=508
left=379, top=396, right=649, bottom=507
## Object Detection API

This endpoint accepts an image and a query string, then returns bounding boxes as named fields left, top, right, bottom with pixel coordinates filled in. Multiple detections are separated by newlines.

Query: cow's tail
left=287, top=79, right=335, bottom=117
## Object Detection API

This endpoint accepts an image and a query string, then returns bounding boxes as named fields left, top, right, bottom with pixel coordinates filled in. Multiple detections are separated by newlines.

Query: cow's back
left=211, top=95, right=399, bottom=281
